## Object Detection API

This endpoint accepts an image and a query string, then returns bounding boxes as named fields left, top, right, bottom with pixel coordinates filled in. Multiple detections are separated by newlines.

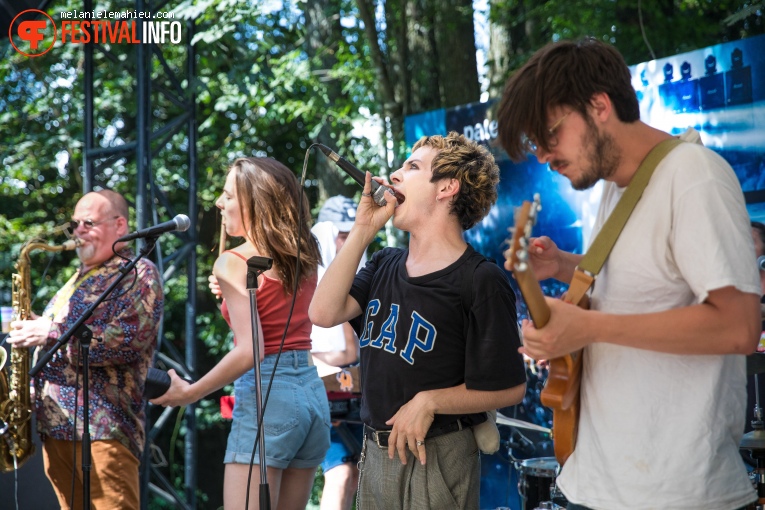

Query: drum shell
left=518, top=457, right=558, bottom=510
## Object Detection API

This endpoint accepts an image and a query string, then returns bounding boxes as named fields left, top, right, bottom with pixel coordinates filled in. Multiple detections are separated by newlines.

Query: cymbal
left=741, top=429, right=765, bottom=450
left=496, top=412, right=551, bottom=434
left=747, top=353, right=765, bottom=376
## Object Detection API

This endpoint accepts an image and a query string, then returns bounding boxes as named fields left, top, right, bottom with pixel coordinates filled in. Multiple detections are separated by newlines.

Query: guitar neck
left=508, top=198, right=551, bottom=330
left=515, top=270, right=551, bottom=328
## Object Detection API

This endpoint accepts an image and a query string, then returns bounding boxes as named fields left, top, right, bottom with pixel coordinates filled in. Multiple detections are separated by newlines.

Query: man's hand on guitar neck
left=520, top=298, right=593, bottom=360
left=504, top=235, right=582, bottom=283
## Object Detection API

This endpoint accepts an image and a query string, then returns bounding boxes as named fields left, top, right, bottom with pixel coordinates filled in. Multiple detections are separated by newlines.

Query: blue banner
left=404, top=34, right=765, bottom=277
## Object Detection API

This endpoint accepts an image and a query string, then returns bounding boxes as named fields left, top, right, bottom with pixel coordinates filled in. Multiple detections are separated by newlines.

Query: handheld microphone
left=143, top=367, right=195, bottom=399
left=116, top=214, right=191, bottom=242
left=759, top=256, right=765, bottom=271
left=317, top=144, right=404, bottom=206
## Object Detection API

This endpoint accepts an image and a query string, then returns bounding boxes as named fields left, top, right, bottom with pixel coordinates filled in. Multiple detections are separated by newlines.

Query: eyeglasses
left=522, top=111, right=572, bottom=155
left=69, top=216, right=119, bottom=232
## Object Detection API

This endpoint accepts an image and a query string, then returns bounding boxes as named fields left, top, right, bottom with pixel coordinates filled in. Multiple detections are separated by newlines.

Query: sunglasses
left=68, top=216, right=119, bottom=232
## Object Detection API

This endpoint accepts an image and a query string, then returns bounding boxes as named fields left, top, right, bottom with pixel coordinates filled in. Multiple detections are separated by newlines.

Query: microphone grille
left=175, top=214, right=191, bottom=232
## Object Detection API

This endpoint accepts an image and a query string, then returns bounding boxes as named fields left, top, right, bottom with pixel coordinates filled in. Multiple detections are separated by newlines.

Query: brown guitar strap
left=565, top=138, right=684, bottom=305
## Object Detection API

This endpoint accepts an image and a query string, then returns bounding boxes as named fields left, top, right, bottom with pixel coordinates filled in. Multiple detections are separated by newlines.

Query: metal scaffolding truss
left=81, top=0, right=198, bottom=508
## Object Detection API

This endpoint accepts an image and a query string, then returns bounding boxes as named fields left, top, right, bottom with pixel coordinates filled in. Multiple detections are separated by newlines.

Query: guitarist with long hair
left=496, top=38, right=761, bottom=510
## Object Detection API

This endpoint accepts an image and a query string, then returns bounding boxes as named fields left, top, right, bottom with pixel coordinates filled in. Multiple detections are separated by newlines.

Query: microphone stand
left=30, top=237, right=158, bottom=510
left=245, top=256, right=273, bottom=510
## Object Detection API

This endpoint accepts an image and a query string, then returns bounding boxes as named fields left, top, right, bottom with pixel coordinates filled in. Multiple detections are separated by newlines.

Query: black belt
left=364, top=419, right=468, bottom=448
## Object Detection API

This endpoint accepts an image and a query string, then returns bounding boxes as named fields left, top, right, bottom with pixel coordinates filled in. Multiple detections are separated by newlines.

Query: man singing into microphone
left=310, top=132, right=527, bottom=509
left=8, top=190, right=163, bottom=509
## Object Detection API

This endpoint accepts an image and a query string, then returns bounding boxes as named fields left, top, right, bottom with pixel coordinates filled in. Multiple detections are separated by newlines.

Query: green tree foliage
left=487, top=0, right=765, bottom=93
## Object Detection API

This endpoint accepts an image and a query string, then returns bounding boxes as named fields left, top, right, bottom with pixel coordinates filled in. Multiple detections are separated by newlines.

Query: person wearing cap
left=309, top=133, right=527, bottom=509
left=311, top=195, right=366, bottom=510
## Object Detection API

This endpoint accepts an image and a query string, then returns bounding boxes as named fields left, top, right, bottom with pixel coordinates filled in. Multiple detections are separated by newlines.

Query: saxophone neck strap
left=46, top=267, right=99, bottom=322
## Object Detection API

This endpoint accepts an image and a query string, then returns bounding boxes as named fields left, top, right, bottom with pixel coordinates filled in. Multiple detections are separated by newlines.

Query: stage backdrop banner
left=404, top=34, right=765, bottom=308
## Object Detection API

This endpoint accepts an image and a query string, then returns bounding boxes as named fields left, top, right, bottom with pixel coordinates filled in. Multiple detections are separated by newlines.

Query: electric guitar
left=506, top=195, right=583, bottom=465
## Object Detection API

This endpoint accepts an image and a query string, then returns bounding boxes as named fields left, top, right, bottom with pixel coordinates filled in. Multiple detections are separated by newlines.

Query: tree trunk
left=304, top=0, right=357, bottom=200
left=356, top=0, right=406, bottom=164
left=407, top=0, right=442, bottom=114
left=487, top=19, right=511, bottom=97
left=433, top=0, right=480, bottom=107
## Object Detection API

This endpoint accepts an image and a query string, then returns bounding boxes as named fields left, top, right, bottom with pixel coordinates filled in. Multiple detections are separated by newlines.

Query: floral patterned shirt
left=34, top=249, right=163, bottom=459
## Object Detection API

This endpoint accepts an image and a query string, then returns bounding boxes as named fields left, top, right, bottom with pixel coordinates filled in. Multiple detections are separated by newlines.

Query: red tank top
left=220, top=251, right=315, bottom=355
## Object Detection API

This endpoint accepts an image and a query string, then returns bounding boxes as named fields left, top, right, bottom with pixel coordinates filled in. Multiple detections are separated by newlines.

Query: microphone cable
left=243, top=144, right=322, bottom=510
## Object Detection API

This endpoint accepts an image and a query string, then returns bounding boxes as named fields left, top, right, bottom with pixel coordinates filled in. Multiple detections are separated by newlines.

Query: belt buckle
left=372, top=430, right=387, bottom=448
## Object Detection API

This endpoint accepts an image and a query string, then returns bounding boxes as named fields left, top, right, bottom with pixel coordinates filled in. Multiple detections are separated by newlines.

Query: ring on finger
left=361, top=192, right=372, bottom=197
left=416, top=439, right=425, bottom=447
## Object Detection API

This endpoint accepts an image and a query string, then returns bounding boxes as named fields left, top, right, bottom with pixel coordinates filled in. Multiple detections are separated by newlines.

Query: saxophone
left=0, top=238, right=80, bottom=472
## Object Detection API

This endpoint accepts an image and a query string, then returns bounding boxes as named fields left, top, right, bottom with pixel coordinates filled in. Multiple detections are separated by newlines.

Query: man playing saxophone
left=7, top=190, right=163, bottom=510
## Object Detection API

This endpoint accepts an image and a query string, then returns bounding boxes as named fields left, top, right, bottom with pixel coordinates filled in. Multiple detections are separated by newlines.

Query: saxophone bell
left=0, top=236, right=80, bottom=472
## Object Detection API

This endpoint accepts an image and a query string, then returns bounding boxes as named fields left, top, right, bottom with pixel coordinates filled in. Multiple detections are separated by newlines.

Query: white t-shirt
left=557, top=140, right=760, bottom=509
left=310, top=221, right=366, bottom=354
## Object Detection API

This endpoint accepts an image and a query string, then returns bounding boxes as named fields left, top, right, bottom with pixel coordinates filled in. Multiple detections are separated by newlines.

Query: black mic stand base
left=259, top=483, right=271, bottom=510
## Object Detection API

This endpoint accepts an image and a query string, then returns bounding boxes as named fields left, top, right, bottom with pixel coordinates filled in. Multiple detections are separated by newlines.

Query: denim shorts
left=321, top=422, right=364, bottom=473
left=224, top=350, right=331, bottom=469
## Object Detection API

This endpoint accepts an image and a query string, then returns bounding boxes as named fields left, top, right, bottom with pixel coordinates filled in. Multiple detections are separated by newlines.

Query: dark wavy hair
left=229, top=157, right=320, bottom=293
left=412, top=132, right=499, bottom=230
left=497, top=37, right=640, bottom=162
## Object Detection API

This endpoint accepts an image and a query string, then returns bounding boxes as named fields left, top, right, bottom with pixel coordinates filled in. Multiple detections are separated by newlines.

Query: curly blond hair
left=412, top=132, right=499, bottom=230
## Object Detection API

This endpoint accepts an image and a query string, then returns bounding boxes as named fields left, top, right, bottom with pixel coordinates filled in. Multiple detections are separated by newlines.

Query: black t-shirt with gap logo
left=349, top=244, right=526, bottom=431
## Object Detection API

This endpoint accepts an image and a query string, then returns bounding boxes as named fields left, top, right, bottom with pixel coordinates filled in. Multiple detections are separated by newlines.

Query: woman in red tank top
left=151, top=157, right=329, bottom=509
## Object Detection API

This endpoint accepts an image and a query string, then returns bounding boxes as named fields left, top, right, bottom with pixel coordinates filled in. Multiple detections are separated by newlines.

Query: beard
left=570, top=120, right=621, bottom=191
left=76, top=243, right=95, bottom=263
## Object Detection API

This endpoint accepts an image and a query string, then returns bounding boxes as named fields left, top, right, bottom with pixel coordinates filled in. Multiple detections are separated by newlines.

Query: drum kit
left=493, top=354, right=765, bottom=510
left=495, top=412, right=567, bottom=510
left=744, top=353, right=765, bottom=510
left=484, top=353, right=765, bottom=510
